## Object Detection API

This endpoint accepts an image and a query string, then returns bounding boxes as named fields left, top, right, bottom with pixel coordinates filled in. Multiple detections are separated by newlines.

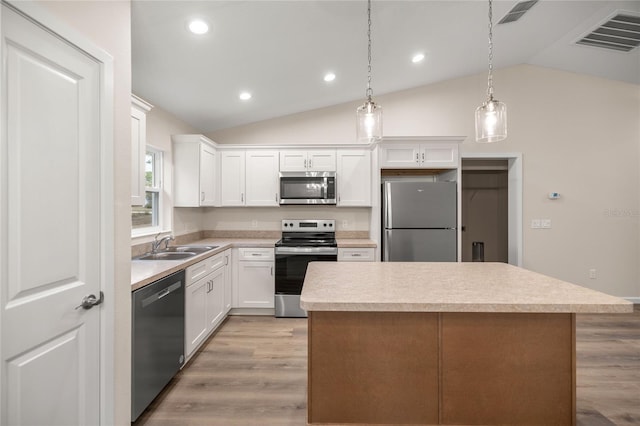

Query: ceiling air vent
left=498, top=0, right=538, bottom=25
left=576, top=13, right=640, bottom=52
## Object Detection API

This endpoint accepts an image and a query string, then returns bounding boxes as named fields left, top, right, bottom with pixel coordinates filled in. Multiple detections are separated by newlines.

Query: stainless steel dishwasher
left=131, top=270, right=185, bottom=421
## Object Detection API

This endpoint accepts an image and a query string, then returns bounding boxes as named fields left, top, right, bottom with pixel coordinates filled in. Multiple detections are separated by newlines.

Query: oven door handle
left=275, top=247, right=338, bottom=255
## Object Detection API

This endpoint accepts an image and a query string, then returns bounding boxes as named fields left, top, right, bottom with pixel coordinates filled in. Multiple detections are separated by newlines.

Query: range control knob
left=284, top=223, right=288, bottom=227
left=329, top=223, right=333, bottom=227
left=323, top=223, right=327, bottom=227
left=289, top=223, right=294, bottom=227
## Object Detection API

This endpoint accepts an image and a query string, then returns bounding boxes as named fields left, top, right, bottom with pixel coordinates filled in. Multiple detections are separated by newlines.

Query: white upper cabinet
left=280, top=149, right=336, bottom=172
left=220, top=150, right=246, bottom=206
left=199, top=144, right=217, bottom=205
left=337, top=149, right=371, bottom=207
left=173, top=134, right=218, bottom=207
left=246, top=150, right=280, bottom=206
left=221, top=150, right=280, bottom=207
left=131, top=95, right=153, bottom=206
left=380, top=142, right=459, bottom=169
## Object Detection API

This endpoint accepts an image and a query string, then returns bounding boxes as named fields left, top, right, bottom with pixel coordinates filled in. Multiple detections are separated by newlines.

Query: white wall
left=208, top=65, right=640, bottom=298
left=35, top=1, right=132, bottom=424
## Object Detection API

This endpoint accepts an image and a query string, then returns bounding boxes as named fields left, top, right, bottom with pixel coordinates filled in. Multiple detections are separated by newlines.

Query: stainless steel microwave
left=279, top=172, right=336, bottom=205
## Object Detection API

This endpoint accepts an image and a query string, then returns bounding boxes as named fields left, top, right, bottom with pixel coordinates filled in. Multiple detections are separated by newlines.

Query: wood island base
left=307, top=311, right=576, bottom=425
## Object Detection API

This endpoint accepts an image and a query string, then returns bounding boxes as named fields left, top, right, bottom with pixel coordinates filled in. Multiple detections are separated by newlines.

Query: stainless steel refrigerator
left=382, top=180, right=457, bottom=261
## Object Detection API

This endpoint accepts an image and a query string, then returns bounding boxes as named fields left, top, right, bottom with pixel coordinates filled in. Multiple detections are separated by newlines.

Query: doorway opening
left=461, top=159, right=509, bottom=263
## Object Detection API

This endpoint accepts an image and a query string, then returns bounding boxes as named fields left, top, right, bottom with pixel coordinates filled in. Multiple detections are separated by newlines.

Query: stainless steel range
left=275, top=219, right=337, bottom=317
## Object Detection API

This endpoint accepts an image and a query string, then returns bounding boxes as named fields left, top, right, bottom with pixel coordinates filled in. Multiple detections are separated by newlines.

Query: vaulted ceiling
left=132, top=1, right=640, bottom=133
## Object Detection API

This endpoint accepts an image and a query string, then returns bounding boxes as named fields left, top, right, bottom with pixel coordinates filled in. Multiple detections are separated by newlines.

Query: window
left=132, top=147, right=163, bottom=234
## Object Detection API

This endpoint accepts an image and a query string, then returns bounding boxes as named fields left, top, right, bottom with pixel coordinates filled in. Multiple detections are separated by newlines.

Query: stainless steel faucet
left=151, top=233, right=174, bottom=253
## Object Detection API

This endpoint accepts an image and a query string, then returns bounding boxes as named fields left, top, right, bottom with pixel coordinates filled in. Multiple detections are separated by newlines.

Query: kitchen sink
left=136, top=251, right=198, bottom=261
left=163, top=245, right=218, bottom=253
left=134, top=245, right=218, bottom=261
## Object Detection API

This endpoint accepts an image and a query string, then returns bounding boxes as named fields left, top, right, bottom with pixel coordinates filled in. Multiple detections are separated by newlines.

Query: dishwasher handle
left=141, top=281, right=183, bottom=309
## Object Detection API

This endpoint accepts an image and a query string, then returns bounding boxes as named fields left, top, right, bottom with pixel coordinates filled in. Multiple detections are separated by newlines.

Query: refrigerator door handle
left=383, top=182, right=392, bottom=227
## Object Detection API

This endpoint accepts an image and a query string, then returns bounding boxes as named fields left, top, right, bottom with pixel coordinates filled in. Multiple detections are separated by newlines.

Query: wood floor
left=134, top=307, right=639, bottom=426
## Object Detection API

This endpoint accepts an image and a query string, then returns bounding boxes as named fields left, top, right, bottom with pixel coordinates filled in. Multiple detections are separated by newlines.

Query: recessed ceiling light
left=412, top=53, right=425, bottom=63
left=324, top=73, right=336, bottom=82
left=239, top=92, right=252, bottom=101
left=188, top=19, right=209, bottom=35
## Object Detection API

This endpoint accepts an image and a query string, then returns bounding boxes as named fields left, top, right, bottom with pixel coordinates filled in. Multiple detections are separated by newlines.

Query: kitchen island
left=300, top=262, right=633, bottom=426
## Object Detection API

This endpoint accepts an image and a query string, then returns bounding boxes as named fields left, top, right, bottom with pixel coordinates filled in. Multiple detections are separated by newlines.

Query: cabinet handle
left=241, top=193, right=244, bottom=203
left=304, top=159, right=307, bottom=169
left=415, top=153, right=419, bottom=163
left=270, top=266, right=273, bottom=276
left=422, top=152, right=425, bottom=162
left=201, top=192, right=205, bottom=202
left=308, top=159, right=312, bottom=169
left=252, top=253, right=261, bottom=256
left=275, top=193, right=278, bottom=203
left=352, top=253, right=362, bottom=257
left=225, top=255, right=229, bottom=266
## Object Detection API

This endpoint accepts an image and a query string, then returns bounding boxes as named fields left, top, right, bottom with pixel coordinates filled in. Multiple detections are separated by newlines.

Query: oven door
left=275, top=247, right=337, bottom=294
left=275, top=247, right=337, bottom=317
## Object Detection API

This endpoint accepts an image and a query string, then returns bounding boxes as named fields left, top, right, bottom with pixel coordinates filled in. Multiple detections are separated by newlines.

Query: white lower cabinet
left=223, top=249, right=232, bottom=313
left=185, top=275, right=208, bottom=358
left=235, top=247, right=275, bottom=309
left=338, top=247, right=375, bottom=262
left=184, top=251, right=230, bottom=360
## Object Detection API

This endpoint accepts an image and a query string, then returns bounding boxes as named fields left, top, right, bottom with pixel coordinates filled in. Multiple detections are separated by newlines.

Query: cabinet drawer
left=238, top=247, right=274, bottom=261
left=208, top=252, right=225, bottom=272
left=186, top=252, right=226, bottom=286
left=186, top=259, right=209, bottom=286
left=338, top=248, right=375, bottom=262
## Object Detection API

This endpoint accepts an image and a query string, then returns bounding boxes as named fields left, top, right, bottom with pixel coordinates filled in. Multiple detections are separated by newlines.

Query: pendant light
left=356, top=0, right=382, bottom=142
left=475, top=0, right=507, bottom=143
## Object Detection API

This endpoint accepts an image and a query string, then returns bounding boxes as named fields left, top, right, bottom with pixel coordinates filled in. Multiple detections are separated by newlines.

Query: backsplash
left=131, top=229, right=370, bottom=258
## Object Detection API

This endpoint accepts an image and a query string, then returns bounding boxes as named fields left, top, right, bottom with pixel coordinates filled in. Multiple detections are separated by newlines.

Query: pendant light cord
left=486, top=0, right=494, bottom=100
left=366, top=0, right=373, bottom=101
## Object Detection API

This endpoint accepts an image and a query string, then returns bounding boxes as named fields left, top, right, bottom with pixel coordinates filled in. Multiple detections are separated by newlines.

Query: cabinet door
left=199, top=143, right=217, bottom=206
left=220, top=151, right=246, bottom=206
left=246, top=150, right=279, bottom=206
left=279, top=150, right=307, bottom=172
left=238, top=261, right=274, bottom=308
left=223, top=250, right=232, bottom=313
left=206, top=268, right=226, bottom=332
left=379, top=144, right=420, bottom=168
left=130, top=105, right=147, bottom=206
left=420, top=144, right=459, bottom=168
left=308, top=150, right=336, bottom=171
left=185, top=278, right=208, bottom=359
left=337, top=150, right=371, bottom=207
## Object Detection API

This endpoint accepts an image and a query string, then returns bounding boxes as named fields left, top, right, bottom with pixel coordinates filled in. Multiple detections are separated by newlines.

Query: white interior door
left=1, top=5, right=104, bottom=425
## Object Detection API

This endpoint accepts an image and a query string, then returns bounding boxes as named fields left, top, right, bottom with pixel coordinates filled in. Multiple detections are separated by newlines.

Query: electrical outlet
left=531, top=219, right=541, bottom=229
left=342, top=219, right=349, bottom=229
left=589, top=269, right=597, bottom=279
left=251, top=219, right=258, bottom=228
left=541, top=219, right=552, bottom=229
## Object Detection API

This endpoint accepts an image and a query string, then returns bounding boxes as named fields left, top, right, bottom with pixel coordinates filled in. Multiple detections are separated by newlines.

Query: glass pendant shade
left=356, top=100, right=382, bottom=142
left=475, top=98, right=507, bottom=143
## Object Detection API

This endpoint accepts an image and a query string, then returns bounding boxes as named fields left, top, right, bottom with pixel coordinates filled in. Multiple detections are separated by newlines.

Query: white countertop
left=300, top=262, right=633, bottom=314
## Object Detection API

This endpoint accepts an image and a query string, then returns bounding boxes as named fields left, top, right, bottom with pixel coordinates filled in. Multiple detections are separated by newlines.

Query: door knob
left=75, top=291, right=104, bottom=310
